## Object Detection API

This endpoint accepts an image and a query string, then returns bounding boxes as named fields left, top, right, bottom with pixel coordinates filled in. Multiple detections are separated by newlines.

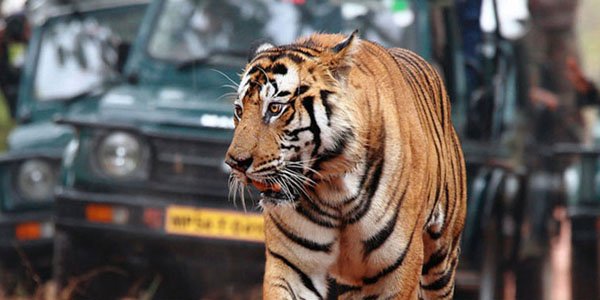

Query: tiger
left=225, top=31, right=466, bottom=300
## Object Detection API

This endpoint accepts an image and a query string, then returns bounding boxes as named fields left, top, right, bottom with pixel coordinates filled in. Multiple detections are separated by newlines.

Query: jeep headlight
left=16, top=159, right=57, bottom=202
left=97, top=131, right=148, bottom=178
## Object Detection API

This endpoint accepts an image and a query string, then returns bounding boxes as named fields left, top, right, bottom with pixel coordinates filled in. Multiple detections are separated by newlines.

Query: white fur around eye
left=274, top=67, right=299, bottom=93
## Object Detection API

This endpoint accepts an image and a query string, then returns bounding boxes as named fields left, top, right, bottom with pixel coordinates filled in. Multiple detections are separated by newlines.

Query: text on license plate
left=165, top=206, right=264, bottom=242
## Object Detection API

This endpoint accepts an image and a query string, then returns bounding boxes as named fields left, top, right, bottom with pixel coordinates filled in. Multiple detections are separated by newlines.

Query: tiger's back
left=226, top=32, right=466, bottom=300
left=389, top=47, right=467, bottom=299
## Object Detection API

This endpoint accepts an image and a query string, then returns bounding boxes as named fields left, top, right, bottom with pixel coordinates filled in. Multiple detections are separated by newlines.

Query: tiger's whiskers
left=211, top=68, right=239, bottom=89
left=216, top=92, right=238, bottom=102
left=228, top=174, right=249, bottom=212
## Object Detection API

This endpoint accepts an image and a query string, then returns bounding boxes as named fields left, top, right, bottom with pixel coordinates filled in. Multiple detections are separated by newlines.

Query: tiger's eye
left=269, top=103, right=282, bottom=114
left=234, top=105, right=243, bottom=118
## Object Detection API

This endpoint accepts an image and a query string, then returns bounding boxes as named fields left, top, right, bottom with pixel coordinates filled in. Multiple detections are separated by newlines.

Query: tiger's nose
left=225, top=155, right=253, bottom=173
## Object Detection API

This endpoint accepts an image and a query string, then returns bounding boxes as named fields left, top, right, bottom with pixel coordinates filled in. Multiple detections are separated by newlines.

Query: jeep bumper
left=0, top=210, right=54, bottom=273
left=54, top=188, right=265, bottom=297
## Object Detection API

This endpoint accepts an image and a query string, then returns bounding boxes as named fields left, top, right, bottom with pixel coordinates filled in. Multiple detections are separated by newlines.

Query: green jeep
left=0, top=0, right=147, bottom=294
left=53, top=0, right=466, bottom=298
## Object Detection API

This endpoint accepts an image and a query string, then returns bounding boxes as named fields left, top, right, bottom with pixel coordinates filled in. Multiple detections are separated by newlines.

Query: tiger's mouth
left=250, top=179, right=297, bottom=202
left=251, top=180, right=285, bottom=199
left=251, top=180, right=281, bottom=193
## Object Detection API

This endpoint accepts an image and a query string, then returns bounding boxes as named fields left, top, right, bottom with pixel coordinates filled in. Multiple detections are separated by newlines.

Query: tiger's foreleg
left=353, top=228, right=424, bottom=300
left=419, top=241, right=460, bottom=300
left=419, top=139, right=466, bottom=300
left=262, top=212, right=337, bottom=300
left=419, top=206, right=464, bottom=300
left=262, top=249, right=331, bottom=300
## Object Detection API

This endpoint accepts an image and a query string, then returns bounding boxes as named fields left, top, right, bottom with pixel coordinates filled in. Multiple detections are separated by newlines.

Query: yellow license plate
left=165, top=206, right=264, bottom=243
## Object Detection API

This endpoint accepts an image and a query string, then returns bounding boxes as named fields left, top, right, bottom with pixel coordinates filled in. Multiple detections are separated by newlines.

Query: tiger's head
left=225, top=32, right=361, bottom=205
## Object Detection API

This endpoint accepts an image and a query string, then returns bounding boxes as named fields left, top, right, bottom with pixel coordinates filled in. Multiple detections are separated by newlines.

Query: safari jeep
left=51, top=0, right=463, bottom=298
left=0, top=0, right=147, bottom=294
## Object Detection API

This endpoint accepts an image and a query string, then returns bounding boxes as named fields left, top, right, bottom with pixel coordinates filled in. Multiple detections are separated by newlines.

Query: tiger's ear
left=248, top=40, right=275, bottom=62
left=321, top=30, right=359, bottom=80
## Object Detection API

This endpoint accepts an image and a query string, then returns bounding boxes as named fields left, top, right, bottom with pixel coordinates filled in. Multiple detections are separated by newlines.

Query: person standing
left=527, top=0, right=582, bottom=146
left=0, top=11, right=28, bottom=118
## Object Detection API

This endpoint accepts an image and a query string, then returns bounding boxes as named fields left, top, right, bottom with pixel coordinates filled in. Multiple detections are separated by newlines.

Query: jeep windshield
left=34, top=5, right=146, bottom=101
left=148, top=0, right=418, bottom=66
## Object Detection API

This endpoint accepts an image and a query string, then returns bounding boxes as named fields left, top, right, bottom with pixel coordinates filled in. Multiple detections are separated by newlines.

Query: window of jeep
left=33, top=7, right=146, bottom=101
left=147, top=0, right=419, bottom=64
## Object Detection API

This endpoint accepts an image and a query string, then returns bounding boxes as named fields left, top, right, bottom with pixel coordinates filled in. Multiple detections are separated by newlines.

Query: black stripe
left=347, top=151, right=385, bottom=224
left=381, top=166, right=408, bottom=216
left=339, top=123, right=378, bottom=206
left=326, top=278, right=337, bottom=300
left=298, top=39, right=318, bottom=49
left=420, top=256, right=457, bottom=291
left=292, top=47, right=318, bottom=57
left=396, top=56, right=449, bottom=240
left=255, top=52, right=306, bottom=64
left=278, top=90, right=291, bottom=97
left=303, top=195, right=339, bottom=219
left=249, top=52, right=277, bottom=63
left=287, top=46, right=318, bottom=58
left=283, top=278, right=300, bottom=300
left=313, top=129, right=353, bottom=172
left=263, top=45, right=318, bottom=58
left=281, top=144, right=301, bottom=152
left=283, top=102, right=297, bottom=126
left=296, top=205, right=337, bottom=228
left=395, top=48, right=447, bottom=128
left=422, top=247, right=448, bottom=275
left=421, top=63, right=445, bottom=126
left=326, top=277, right=361, bottom=300
left=285, top=53, right=305, bottom=63
left=247, top=65, right=260, bottom=76
left=269, top=249, right=323, bottom=299
left=427, top=227, right=443, bottom=240
left=271, top=214, right=333, bottom=253
left=440, top=282, right=455, bottom=299
left=401, top=54, right=444, bottom=140
left=390, top=50, right=433, bottom=118
left=284, top=126, right=311, bottom=141
left=274, top=278, right=298, bottom=300
left=362, top=232, right=414, bottom=285
left=320, top=90, right=334, bottom=122
left=295, top=85, right=310, bottom=97
left=363, top=295, right=379, bottom=300
left=254, top=164, right=278, bottom=174
left=301, top=96, right=321, bottom=158
left=265, top=53, right=284, bottom=62
left=341, top=149, right=373, bottom=205
left=272, top=63, right=288, bottom=75
left=362, top=199, right=401, bottom=257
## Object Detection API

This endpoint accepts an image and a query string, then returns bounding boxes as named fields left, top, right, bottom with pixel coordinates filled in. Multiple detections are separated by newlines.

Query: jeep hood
left=8, top=122, right=73, bottom=152
left=97, top=84, right=235, bottom=131
left=8, top=96, right=101, bottom=152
